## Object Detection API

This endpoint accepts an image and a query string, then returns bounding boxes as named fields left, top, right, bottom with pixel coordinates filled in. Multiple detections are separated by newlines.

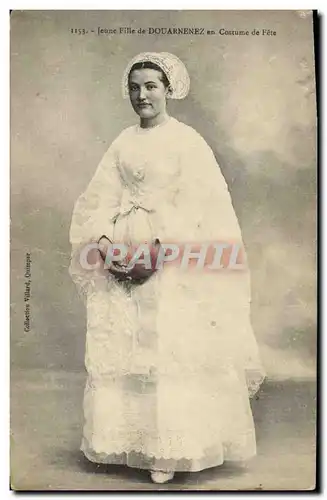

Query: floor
left=10, top=369, right=317, bottom=491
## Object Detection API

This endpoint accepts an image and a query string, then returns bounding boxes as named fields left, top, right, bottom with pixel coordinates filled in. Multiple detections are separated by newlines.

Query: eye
left=146, top=84, right=156, bottom=90
left=129, top=85, right=139, bottom=92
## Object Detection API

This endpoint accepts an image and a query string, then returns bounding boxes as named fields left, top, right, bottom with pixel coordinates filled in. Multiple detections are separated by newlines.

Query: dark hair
left=128, top=61, right=171, bottom=89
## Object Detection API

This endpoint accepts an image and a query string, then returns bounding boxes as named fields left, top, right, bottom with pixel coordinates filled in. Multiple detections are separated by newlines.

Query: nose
left=139, top=87, right=147, bottom=101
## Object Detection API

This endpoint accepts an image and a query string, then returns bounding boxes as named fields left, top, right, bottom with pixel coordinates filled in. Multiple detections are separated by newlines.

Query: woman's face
left=128, top=68, right=169, bottom=120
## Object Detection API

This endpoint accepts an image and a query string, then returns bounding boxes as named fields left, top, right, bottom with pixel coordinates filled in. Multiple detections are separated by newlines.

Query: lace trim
left=81, top=438, right=256, bottom=464
left=247, top=372, right=266, bottom=398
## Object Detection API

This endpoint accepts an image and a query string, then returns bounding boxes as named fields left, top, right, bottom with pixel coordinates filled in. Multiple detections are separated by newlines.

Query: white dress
left=69, top=117, right=265, bottom=472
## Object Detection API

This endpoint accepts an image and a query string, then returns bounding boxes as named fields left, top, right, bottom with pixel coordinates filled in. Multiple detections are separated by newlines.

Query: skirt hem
left=81, top=442, right=256, bottom=473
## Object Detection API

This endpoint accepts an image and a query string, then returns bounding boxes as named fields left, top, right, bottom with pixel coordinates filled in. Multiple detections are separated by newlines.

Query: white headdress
left=122, top=52, right=190, bottom=100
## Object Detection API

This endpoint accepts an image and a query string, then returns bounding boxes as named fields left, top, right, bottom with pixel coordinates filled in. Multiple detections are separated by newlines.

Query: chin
left=135, top=107, right=155, bottom=119
left=137, top=109, right=155, bottom=118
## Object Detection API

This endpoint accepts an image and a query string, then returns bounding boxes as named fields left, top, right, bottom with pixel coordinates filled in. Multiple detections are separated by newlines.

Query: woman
left=69, top=52, right=265, bottom=484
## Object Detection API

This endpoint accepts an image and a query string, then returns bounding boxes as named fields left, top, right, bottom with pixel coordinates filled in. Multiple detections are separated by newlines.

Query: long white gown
left=69, top=116, right=265, bottom=472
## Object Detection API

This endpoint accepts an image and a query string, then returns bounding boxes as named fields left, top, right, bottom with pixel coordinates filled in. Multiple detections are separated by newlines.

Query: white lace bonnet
left=122, top=52, right=190, bottom=100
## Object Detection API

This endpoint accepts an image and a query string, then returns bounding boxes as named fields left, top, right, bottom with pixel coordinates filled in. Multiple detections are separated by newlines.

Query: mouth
left=137, top=103, right=152, bottom=108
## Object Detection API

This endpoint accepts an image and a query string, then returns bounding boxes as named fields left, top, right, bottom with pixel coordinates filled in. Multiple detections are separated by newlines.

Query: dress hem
left=81, top=442, right=256, bottom=473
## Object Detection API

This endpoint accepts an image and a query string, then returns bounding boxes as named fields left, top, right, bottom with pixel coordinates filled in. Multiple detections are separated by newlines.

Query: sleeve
left=68, top=139, right=123, bottom=300
left=178, top=128, right=265, bottom=396
left=178, top=128, right=242, bottom=242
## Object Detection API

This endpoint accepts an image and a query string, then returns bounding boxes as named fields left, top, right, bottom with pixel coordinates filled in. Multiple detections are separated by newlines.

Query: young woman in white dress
left=69, top=52, right=265, bottom=484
